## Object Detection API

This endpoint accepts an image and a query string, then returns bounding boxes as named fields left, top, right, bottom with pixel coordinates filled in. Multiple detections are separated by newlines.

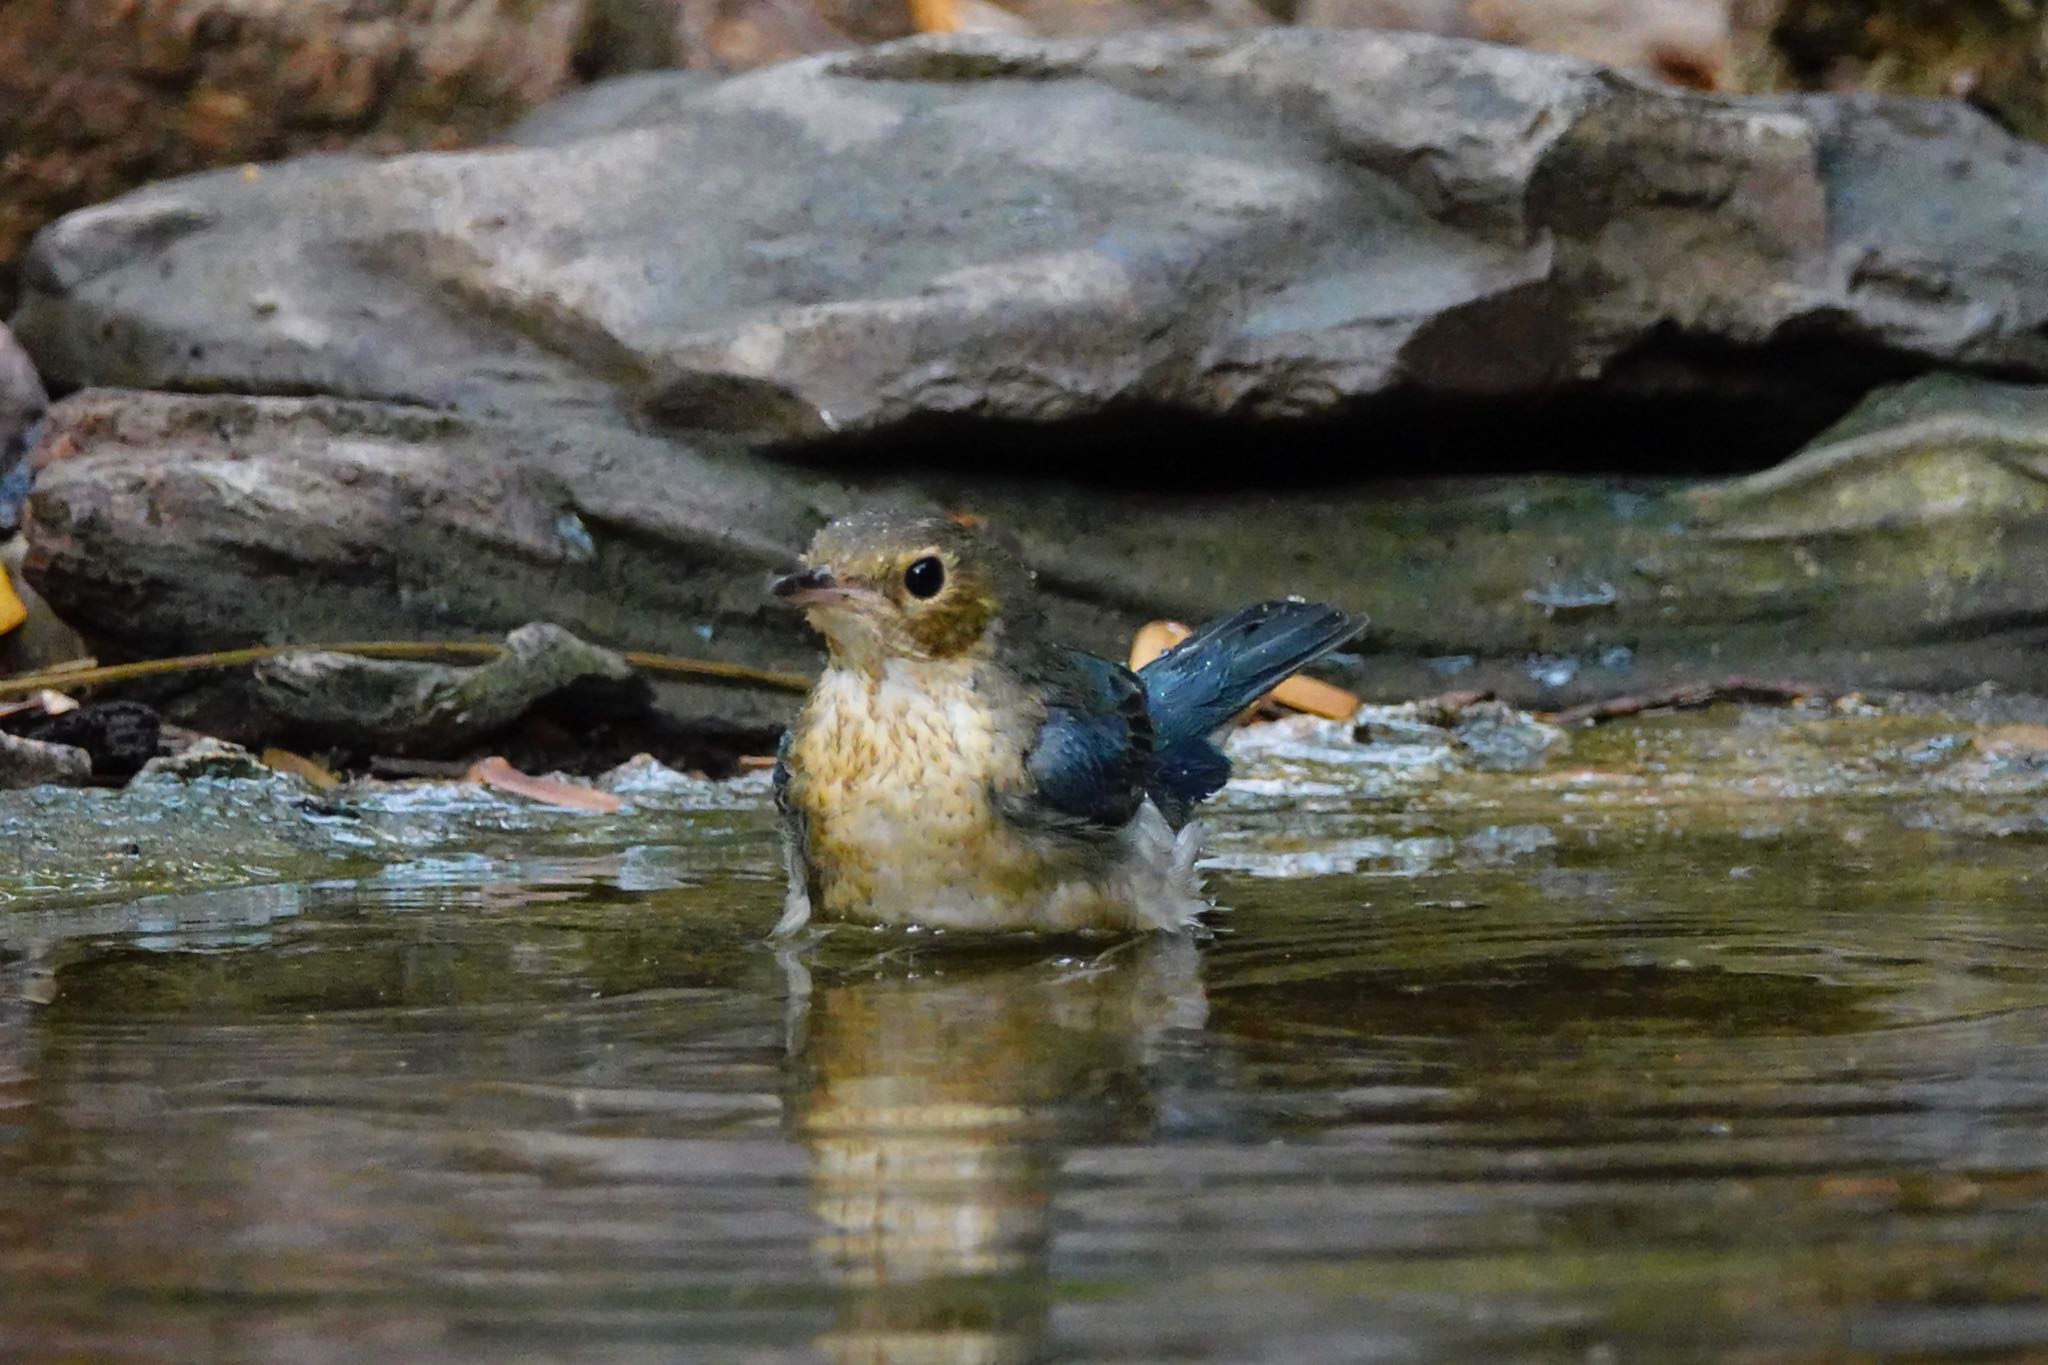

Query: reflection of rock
left=784, top=935, right=1204, bottom=1364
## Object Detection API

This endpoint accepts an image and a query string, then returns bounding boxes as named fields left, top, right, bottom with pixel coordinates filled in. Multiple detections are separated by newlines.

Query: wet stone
left=1450, top=700, right=1569, bottom=772
left=10, top=701, right=161, bottom=780
left=252, top=622, right=647, bottom=757
left=0, top=729, right=90, bottom=790
left=130, top=737, right=280, bottom=786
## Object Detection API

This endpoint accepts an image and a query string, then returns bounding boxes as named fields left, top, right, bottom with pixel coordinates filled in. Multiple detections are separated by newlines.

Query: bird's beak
left=771, top=564, right=858, bottom=607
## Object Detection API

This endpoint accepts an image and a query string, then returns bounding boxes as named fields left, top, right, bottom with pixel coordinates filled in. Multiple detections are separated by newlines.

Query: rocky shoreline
left=9, top=23, right=2048, bottom=769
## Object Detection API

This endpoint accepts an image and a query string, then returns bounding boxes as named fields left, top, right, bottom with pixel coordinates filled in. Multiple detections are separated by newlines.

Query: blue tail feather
left=1137, top=600, right=1367, bottom=827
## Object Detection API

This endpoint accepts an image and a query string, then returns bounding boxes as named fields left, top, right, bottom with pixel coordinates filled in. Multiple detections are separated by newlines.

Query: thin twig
left=0, top=640, right=813, bottom=701
left=1544, top=677, right=1826, bottom=728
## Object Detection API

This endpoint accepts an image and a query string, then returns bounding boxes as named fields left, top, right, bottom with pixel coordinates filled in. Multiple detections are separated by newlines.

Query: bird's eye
left=903, top=556, right=946, bottom=599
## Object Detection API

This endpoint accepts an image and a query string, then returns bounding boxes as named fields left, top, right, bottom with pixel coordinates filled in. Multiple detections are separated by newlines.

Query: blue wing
left=997, top=647, right=1152, bottom=836
left=1140, top=600, right=1367, bottom=828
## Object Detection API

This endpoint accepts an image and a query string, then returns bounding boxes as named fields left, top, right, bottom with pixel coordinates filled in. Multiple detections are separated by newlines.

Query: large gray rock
left=16, top=29, right=2048, bottom=443
left=21, top=30, right=2048, bottom=719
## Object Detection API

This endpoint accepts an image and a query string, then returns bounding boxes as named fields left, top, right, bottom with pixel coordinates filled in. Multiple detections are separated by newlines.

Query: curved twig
left=0, top=640, right=813, bottom=701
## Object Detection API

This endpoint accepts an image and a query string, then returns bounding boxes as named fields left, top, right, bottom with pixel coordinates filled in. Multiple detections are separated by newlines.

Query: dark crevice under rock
left=765, top=366, right=1912, bottom=486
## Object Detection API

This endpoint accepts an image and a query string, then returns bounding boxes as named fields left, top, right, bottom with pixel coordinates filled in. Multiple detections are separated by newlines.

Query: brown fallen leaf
left=260, top=746, right=341, bottom=790
left=466, top=755, right=624, bottom=814
left=737, top=754, right=779, bottom=771
left=1268, top=672, right=1361, bottom=722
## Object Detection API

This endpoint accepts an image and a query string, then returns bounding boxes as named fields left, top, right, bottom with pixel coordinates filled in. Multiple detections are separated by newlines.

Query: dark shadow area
left=765, top=333, right=1936, bottom=485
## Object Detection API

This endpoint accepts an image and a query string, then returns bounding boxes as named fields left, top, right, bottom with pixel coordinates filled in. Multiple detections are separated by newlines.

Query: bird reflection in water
left=782, top=931, right=1206, bottom=1364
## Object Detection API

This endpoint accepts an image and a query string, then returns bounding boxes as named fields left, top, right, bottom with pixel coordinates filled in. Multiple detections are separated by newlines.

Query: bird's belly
left=809, top=796, right=1196, bottom=933
left=799, top=737, right=1061, bottom=929
left=790, top=671, right=1200, bottom=932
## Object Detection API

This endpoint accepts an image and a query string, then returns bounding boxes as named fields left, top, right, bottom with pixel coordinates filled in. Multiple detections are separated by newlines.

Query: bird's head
left=772, top=509, right=1037, bottom=670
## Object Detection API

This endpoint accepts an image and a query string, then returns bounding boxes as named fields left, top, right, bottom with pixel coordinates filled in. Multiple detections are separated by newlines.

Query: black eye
left=903, top=556, right=945, bottom=599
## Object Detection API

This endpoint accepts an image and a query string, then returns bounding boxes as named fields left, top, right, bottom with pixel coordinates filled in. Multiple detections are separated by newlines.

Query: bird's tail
left=1138, top=600, right=1367, bottom=827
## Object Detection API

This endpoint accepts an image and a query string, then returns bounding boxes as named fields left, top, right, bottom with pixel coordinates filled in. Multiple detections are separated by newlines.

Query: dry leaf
left=0, top=690, right=79, bottom=724
left=1268, top=672, right=1361, bottom=721
left=261, top=746, right=340, bottom=790
left=466, top=755, right=623, bottom=813
left=909, top=0, right=959, bottom=32
left=35, top=689, right=78, bottom=716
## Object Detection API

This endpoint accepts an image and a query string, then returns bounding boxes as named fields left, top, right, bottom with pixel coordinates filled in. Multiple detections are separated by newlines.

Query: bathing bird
left=770, top=509, right=1366, bottom=934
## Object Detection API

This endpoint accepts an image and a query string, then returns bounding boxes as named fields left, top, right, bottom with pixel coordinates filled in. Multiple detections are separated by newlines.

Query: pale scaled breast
left=789, top=662, right=1045, bottom=921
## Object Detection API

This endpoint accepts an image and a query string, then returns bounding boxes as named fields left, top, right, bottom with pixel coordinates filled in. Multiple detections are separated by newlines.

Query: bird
left=769, top=508, right=1367, bottom=935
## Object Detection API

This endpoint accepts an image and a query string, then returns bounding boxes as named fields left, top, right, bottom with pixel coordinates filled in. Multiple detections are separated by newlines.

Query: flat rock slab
left=16, top=30, right=2048, bottom=444
left=27, top=375, right=2048, bottom=723
left=0, top=730, right=91, bottom=790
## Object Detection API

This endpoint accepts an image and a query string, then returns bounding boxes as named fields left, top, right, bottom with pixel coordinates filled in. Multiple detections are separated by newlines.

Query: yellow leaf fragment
left=0, top=570, right=24, bottom=636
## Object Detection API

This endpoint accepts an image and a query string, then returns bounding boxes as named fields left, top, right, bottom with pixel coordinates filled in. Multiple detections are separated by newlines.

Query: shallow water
left=4, top=706, right=2048, bottom=1362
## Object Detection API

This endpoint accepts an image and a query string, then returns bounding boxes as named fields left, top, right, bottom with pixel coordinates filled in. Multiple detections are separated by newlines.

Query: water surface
left=4, top=706, right=2048, bottom=1362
